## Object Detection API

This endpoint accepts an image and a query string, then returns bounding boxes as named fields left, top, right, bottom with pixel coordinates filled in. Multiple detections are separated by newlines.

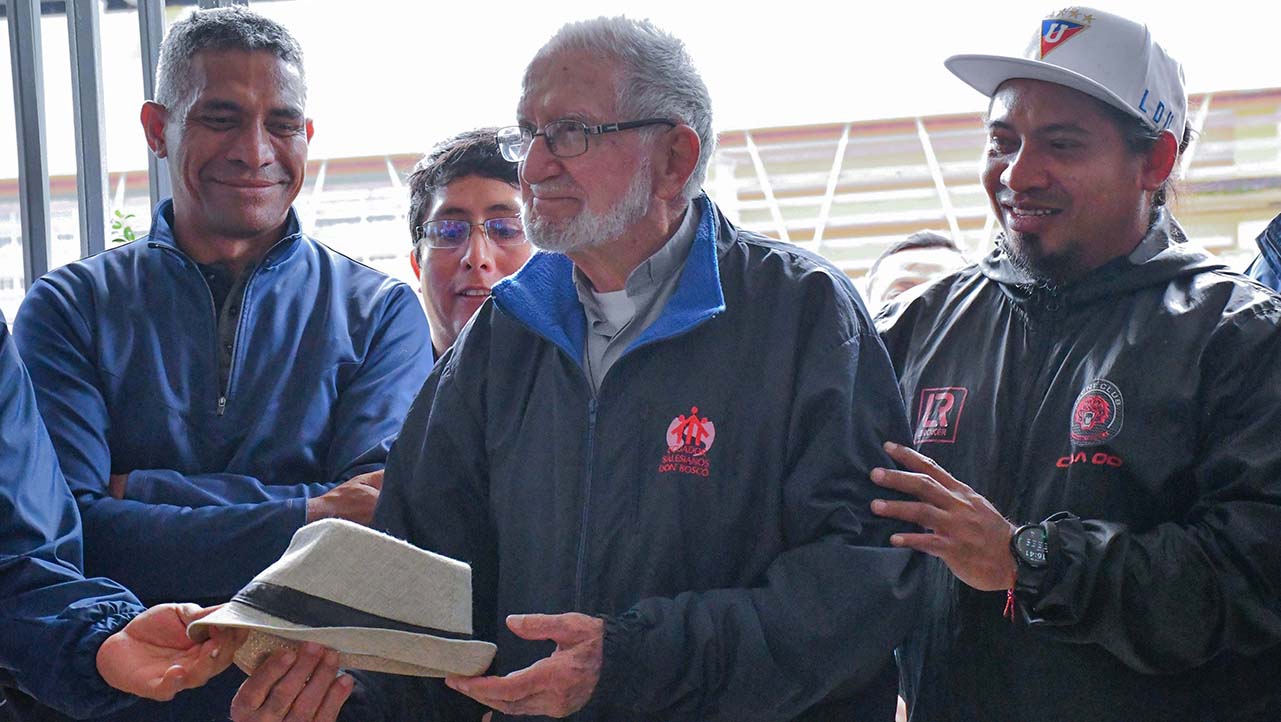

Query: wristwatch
left=1010, top=523, right=1049, bottom=568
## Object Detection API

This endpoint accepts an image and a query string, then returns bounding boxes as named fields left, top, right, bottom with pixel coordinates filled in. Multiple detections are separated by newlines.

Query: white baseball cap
left=945, top=7, right=1186, bottom=138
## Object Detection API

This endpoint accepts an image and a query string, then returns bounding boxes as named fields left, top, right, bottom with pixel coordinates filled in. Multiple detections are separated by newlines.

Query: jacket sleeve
left=594, top=327, right=926, bottom=721
left=0, top=315, right=144, bottom=719
left=120, top=471, right=334, bottom=506
left=13, top=279, right=432, bottom=602
left=1020, top=307, right=1281, bottom=674
left=341, top=351, right=489, bottom=722
left=113, top=284, right=432, bottom=509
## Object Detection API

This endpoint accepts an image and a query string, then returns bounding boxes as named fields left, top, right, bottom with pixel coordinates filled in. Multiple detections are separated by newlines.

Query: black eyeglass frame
left=496, top=118, right=677, bottom=162
left=413, top=217, right=527, bottom=250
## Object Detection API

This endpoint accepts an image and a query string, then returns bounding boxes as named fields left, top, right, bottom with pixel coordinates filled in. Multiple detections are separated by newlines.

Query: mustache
left=527, top=181, right=581, bottom=196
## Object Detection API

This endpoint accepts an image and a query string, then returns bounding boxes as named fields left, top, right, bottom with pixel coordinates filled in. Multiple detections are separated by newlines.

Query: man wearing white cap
left=873, top=7, right=1281, bottom=720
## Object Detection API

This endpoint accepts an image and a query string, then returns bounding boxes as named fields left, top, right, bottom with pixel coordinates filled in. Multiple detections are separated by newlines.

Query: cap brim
left=189, top=603, right=496, bottom=678
left=945, top=53, right=1141, bottom=125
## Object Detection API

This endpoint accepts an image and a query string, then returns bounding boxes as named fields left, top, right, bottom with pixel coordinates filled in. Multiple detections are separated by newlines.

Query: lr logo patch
left=916, top=387, right=968, bottom=445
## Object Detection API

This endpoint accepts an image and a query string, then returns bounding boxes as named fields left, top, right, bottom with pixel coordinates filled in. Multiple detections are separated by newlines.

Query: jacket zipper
left=573, top=397, right=599, bottom=610
left=151, top=240, right=281, bottom=417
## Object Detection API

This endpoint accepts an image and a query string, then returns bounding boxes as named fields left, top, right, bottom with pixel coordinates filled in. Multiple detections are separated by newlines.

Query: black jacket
left=349, top=197, right=924, bottom=721
left=877, top=212, right=1281, bottom=722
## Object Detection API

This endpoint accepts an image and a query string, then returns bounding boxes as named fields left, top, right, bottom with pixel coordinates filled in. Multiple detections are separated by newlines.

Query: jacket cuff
left=1020, top=512, right=1083, bottom=625
left=72, top=606, right=143, bottom=717
left=594, top=609, right=647, bottom=708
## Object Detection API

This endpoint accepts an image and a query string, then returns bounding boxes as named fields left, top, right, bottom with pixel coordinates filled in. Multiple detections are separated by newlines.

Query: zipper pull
left=217, top=396, right=227, bottom=416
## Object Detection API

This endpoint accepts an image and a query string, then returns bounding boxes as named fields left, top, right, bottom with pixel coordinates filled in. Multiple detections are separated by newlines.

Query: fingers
left=884, top=531, right=949, bottom=555
left=356, top=469, right=384, bottom=490
left=283, top=649, right=343, bottom=721
left=313, top=674, right=354, bottom=722
left=232, top=643, right=324, bottom=720
left=870, top=498, right=945, bottom=530
left=883, top=442, right=964, bottom=490
left=871, top=467, right=954, bottom=509
left=449, top=661, right=547, bottom=704
left=506, top=612, right=594, bottom=645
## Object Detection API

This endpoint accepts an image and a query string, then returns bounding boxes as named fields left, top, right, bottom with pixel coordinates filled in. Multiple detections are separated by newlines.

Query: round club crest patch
left=1070, top=379, right=1124, bottom=446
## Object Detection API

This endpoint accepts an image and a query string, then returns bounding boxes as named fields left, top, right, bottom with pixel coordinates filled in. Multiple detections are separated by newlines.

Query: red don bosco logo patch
left=1070, top=379, right=1124, bottom=446
left=658, top=407, right=715, bottom=477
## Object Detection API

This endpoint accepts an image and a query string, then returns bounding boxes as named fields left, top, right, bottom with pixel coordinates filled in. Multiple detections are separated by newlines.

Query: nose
left=227, top=122, right=275, bottom=168
left=999, top=146, right=1048, bottom=193
left=461, top=227, right=496, bottom=271
left=519, top=133, right=560, bottom=186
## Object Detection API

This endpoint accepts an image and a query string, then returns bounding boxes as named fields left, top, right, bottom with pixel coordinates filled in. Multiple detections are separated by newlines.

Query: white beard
left=524, top=160, right=653, bottom=254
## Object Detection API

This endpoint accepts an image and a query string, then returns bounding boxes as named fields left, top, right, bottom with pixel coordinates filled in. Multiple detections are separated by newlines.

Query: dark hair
left=868, top=231, right=963, bottom=279
left=156, top=7, right=304, bottom=115
left=1096, top=99, right=1194, bottom=210
left=406, top=128, right=519, bottom=254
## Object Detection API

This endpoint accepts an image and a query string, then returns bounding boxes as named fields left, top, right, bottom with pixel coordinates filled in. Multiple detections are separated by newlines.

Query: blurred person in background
left=864, top=230, right=967, bottom=310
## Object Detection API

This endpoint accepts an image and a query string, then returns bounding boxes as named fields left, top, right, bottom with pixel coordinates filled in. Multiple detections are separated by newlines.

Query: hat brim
left=189, top=602, right=496, bottom=678
left=945, top=54, right=1143, bottom=126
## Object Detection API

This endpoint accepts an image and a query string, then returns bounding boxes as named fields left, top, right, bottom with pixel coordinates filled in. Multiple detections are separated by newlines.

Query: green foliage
left=110, top=209, right=138, bottom=244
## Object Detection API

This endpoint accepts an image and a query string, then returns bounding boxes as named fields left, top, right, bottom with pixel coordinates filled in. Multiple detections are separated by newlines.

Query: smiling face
left=412, top=175, right=529, bottom=354
left=982, top=79, right=1154, bottom=284
left=516, top=50, right=656, bottom=253
left=151, top=48, right=312, bottom=252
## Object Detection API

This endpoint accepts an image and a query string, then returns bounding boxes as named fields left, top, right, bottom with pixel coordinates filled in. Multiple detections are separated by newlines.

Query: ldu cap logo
left=1039, top=9, right=1093, bottom=58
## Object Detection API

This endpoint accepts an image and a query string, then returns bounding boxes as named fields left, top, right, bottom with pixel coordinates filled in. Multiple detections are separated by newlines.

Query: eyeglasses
left=414, top=217, right=527, bottom=250
left=496, top=118, right=677, bottom=163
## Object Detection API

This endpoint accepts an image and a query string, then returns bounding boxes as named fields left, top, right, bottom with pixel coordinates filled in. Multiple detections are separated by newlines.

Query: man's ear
left=409, top=248, right=422, bottom=280
left=140, top=101, right=169, bottom=158
left=1141, top=129, right=1180, bottom=191
left=653, top=125, right=701, bottom=202
left=305, top=118, right=315, bottom=144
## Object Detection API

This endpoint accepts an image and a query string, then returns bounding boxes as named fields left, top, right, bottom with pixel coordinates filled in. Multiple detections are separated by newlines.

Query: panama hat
left=189, top=519, right=496, bottom=677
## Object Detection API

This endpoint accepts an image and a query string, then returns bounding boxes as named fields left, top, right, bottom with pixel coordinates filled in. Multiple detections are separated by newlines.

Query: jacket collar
left=1253, top=212, right=1281, bottom=283
left=492, top=194, right=726, bottom=369
left=144, top=198, right=306, bottom=269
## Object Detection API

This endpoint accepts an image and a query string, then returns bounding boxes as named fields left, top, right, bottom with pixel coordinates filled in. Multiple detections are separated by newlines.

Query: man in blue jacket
left=331, top=16, right=923, bottom=722
left=1246, top=212, right=1280, bottom=292
left=1, top=310, right=242, bottom=718
left=12, top=7, right=432, bottom=721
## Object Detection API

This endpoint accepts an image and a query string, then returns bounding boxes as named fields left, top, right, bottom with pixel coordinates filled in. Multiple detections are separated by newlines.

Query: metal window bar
left=67, top=0, right=109, bottom=258
left=138, top=0, right=170, bottom=208
left=8, top=0, right=52, bottom=285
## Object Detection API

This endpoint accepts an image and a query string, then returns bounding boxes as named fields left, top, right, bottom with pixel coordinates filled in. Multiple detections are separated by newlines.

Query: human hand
left=230, top=643, right=353, bottom=722
left=109, top=473, right=129, bottom=499
left=445, top=613, right=603, bottom=718
left=96, top=603, right=245, bottom=700
left=306, top=470, right=383, bottom=525
left=870, top=441, right=1017, bottom=591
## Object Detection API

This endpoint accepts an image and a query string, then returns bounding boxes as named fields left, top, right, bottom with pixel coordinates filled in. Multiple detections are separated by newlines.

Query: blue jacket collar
left=1255, top=212, right=1281, bottom=282
left=145, top=199, right=306, bottom=268
left=492, top=194, right=726, bottom=368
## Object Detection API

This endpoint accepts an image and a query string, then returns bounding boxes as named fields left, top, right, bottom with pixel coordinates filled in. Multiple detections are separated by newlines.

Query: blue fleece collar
left=492, top=194, right=726, bottom=369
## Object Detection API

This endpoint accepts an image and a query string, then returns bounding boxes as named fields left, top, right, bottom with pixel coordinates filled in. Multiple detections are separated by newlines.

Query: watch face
left=1016, top=526, right=1049, bottom=568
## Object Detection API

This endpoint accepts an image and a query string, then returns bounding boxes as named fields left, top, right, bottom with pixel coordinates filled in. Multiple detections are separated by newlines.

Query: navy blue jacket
left=0, top=311, right=143, bottom=719
left=350, top=197, right=924, bottom=722
left=13, top=201, right=433, bottom=721
left=1246, top=212, right=1281, bottom=292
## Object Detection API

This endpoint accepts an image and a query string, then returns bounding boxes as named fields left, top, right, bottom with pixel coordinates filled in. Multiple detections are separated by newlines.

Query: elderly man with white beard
left=302, top=15, right=926, bottom=722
